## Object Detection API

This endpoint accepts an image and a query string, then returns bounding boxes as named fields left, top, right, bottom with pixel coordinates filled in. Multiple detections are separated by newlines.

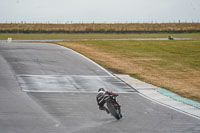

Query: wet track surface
left=0, top=41, right=199, bottom=133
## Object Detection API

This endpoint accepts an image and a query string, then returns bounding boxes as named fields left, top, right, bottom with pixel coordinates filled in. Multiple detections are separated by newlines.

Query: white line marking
left=23, top=89, right=136, bottom=94
left=17, top=74, right=114, bottom=77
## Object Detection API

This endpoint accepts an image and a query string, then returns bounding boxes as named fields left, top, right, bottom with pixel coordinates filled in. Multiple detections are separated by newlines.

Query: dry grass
left=57, top=40, right=200, bottom=102
left=1, top=23, right=200, bottom=32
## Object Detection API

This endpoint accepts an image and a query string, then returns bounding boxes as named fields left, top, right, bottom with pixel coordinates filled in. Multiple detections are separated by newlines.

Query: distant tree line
left=0, top=30, right=200, bottom=33
left=0, top=23, right=200, bottom=33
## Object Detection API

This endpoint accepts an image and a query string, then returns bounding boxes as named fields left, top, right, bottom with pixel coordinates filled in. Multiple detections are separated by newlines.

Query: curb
left=158, top=88, right=200, bottom=109
left=115, top=74, right=200, bottom=119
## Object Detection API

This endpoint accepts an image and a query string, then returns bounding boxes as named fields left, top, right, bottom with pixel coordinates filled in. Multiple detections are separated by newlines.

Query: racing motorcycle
left=104, top=95, right=122, bottom=120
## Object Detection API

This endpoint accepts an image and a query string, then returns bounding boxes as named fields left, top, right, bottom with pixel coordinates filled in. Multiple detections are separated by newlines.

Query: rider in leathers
left=96, top=88, right=121, bottom=115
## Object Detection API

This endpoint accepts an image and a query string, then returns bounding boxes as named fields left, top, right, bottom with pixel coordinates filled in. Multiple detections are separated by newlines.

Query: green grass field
left=0, top=33, right=200, bottom=40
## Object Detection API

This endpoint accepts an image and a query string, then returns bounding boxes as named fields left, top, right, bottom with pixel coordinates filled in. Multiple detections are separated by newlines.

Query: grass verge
left=0, top=33, right=200, bottom=40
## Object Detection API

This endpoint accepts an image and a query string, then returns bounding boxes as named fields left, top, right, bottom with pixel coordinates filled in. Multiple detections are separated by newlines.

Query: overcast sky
left=0, top=0, right=200, bottom=23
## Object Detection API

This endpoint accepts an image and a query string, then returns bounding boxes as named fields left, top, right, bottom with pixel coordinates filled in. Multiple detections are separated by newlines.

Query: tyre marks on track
left=17, top=75, right=135, bottom=93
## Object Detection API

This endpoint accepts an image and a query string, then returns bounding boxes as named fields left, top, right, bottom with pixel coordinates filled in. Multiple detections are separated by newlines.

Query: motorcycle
left=104, top=94, right=122, bottom=120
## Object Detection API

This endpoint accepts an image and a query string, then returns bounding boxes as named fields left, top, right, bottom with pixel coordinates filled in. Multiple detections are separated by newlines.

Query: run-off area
left=17, top=75, right=135, bottom=93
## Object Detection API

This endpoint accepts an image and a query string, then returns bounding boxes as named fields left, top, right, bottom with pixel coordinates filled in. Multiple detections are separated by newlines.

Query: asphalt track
left=0, top=41, right=199, bottom=133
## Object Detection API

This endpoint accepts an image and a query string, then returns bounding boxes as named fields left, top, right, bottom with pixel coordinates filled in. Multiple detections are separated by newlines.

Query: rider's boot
left=105, top=108, right=110, bottom=114
left=119, top=113, right=123, bottom=118
left=118, top=106, right=122, bottom=118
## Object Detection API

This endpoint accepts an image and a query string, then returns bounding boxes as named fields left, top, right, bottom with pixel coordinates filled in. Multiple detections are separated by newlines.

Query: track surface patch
left=17, top=75, right=135, bottom=93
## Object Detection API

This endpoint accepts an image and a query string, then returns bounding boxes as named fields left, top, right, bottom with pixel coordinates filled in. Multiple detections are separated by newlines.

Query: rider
left=96, top=88, right=119, bottom=114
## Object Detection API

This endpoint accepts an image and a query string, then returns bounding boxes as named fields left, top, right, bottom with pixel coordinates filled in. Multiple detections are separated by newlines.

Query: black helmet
left=98, top=88, right=105, bottom=92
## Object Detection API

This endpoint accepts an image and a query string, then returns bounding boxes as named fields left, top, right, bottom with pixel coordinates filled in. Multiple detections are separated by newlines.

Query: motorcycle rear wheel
left=107, top=100, right=121, bottom=120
